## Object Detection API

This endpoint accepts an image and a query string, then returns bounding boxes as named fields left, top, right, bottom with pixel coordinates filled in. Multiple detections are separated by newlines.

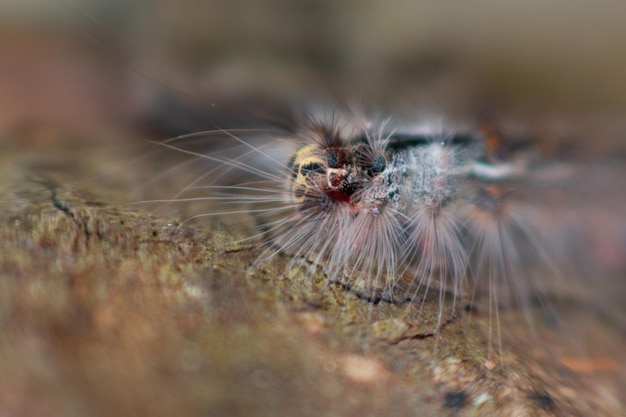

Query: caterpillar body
left=152, top=110, right=625, bottom=351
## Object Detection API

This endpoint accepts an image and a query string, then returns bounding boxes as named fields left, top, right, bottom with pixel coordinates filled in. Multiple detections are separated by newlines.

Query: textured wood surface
left=0, top=135, right=623, bottom=417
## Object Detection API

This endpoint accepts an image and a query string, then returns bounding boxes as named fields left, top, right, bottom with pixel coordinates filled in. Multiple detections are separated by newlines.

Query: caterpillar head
left=288, top=142, right=362, bottom=211
left=286, top=119, right=395, bottom=220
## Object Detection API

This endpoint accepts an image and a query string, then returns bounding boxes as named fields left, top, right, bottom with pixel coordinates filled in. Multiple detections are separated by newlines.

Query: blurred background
left=1, top=0, right=626, bottom=146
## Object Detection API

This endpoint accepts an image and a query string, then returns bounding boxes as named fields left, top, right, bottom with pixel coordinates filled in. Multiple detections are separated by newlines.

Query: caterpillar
left=146, top=109, right=626, bottom=355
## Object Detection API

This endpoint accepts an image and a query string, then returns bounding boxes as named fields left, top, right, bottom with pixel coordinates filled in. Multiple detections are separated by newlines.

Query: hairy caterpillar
left=145, top=109, right=626, bottom=358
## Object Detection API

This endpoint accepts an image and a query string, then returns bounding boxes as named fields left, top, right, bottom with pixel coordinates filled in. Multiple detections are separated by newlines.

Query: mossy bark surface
left=0, top=138, right=623, bottom=417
